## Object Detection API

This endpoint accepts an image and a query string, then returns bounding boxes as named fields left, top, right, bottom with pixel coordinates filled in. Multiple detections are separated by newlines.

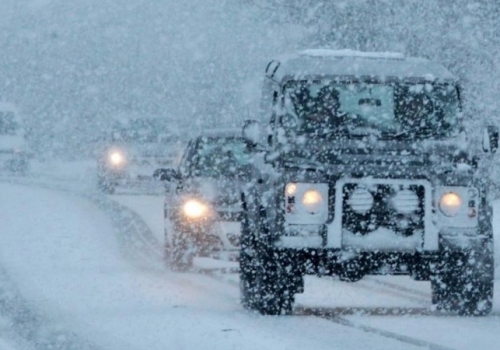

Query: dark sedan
left=155, top=130, right=256, bottom=271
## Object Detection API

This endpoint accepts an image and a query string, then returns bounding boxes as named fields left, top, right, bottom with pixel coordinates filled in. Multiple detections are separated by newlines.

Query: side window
left=267, top=91, right=279, bottom=147
left=179, top=140, right=196, bottom=176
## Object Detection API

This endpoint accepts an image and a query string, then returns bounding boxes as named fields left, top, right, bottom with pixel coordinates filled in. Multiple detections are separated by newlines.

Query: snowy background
left=0, top=0, right=499, bottom=158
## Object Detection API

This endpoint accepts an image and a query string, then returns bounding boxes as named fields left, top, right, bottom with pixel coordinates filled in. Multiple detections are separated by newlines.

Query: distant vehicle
left=239, top=49, right=497, bottom=316
left=0, top=103, right=29, bottom=174
left=97, top=117, right=181, bottom=193
left=155, top=130, right=257, bottom=271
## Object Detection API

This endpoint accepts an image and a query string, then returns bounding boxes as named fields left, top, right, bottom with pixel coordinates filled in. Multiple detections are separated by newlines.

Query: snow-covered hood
left=0, top=135, right=25, bottom=152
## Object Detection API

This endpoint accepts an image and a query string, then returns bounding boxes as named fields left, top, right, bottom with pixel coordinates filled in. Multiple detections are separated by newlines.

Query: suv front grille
left=341, top=183, right=425, bottom=235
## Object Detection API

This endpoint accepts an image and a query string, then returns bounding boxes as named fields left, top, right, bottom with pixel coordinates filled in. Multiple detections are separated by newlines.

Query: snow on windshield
left=284, top=81, right=460, bottom=137
left=188, top=137, right=252, bottom=177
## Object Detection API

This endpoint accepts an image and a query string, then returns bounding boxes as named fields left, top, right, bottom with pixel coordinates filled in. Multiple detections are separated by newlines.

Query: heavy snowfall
left=1, top=1, right=500, bottom=349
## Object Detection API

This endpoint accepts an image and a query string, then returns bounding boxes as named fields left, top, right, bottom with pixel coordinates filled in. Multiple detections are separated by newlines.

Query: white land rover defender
left=240, top=49, right=498, bottom=316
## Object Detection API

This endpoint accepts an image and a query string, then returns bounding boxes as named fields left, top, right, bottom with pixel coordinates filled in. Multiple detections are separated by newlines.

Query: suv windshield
left=0, top=112, right=19, bottom=135
left=283, top=80, right=460, bottom=139
left=188, top=137, right=251, bottom=177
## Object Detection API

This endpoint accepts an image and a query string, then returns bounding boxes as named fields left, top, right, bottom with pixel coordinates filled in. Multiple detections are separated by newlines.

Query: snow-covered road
left=0, top=163, right=499, bottom=350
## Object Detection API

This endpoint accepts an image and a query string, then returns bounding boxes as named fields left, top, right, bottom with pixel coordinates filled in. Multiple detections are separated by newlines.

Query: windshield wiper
left=381, top=127, right=444, bottom=140
left=317, top=126, right=375, bottom=139
left=380, top=130, right=410, bottom=140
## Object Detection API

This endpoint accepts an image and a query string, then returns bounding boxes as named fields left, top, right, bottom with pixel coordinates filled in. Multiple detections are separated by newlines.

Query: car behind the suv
left=156, top=130, right=256, bottom=270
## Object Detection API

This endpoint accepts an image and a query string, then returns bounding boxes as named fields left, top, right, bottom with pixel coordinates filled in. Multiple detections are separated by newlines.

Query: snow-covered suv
left=240, top=49, right=497, bottom=316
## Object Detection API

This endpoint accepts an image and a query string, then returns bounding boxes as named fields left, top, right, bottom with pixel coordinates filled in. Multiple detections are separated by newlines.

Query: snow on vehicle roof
left=300, top=49, right=405, bottom=60
left=267, top=49, right=457, bottom=83
left=198, top=128, right=242, bottom=139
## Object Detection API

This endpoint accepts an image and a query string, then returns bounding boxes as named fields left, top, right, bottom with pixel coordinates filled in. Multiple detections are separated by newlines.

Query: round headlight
left=301, top=189, right=324, bottom=214
left=183, top=199, right=208, bottom=219
left=439, top=192, right=462, bottom=217
left=109, top=151, right=125, bottom=166
left=285, top=183, right=297, bottom=196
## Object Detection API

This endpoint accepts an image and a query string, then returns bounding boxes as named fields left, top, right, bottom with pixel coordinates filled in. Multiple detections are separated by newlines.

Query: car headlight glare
left=183, top=199, right=208, bottom=219
left=439, top=192, right=462, bottom=217
left=285, top=183, right=297, bottom=196
left=285, top=183, right=328, bottom=224
left=301, top=189, right=324, bottom=214
left=109, top=151, right=125, bottom=166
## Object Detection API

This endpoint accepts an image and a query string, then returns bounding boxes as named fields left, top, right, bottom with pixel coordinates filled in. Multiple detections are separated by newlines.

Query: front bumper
left=269, top=235, right=491, bottom=278
left=174, top=215, right=242, bottom=252
left=277, top=178, right=487, bottom=252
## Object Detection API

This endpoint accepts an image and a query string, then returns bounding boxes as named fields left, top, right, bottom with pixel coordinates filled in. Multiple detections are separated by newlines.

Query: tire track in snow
left=295, top=307, right=458, bottom=350
left=363, top=277, right=430, bottom=299
left=202, top=270, right=458, bottom=350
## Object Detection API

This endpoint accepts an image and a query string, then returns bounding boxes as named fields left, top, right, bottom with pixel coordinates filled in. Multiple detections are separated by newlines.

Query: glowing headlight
left=284, top=183, right=328, bottom=223
left=109, top=151, right=125, bottom=166
left=285, top=183, right=297, bottom=196
left=183, top=199, right=208, bottom=219
left=301, top=189, right=324, bottom=214
left=439, top=192, right=462, bottom=217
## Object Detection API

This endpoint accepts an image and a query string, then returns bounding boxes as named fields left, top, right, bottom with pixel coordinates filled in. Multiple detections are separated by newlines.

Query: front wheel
left=164, top=227, right=195, bottom=272
left=240, top=251, right=295, bottom=315
left=431, top=247, right=494, bottom=316
left=239, top=210, right=295, bottom=315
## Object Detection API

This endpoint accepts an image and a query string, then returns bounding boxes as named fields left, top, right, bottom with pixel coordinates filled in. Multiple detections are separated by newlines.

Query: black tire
left=164, top=227, right=195, bottom=272
left=239, top=251, right=259, bottom=310
left=239, top=208, right=295, bottom=315
left=431, top=247, right=494, bottom=316
left=240, top=212, right=259, bottom=310
left=255, top=257, right=295, bottom=316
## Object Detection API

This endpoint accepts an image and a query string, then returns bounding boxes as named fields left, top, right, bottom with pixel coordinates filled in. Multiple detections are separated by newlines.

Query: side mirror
left=242, top=119, right=260, bottom=147
left=153, top=168, right=180, bottom=182
left=482, top=126, right=499, bottom=153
